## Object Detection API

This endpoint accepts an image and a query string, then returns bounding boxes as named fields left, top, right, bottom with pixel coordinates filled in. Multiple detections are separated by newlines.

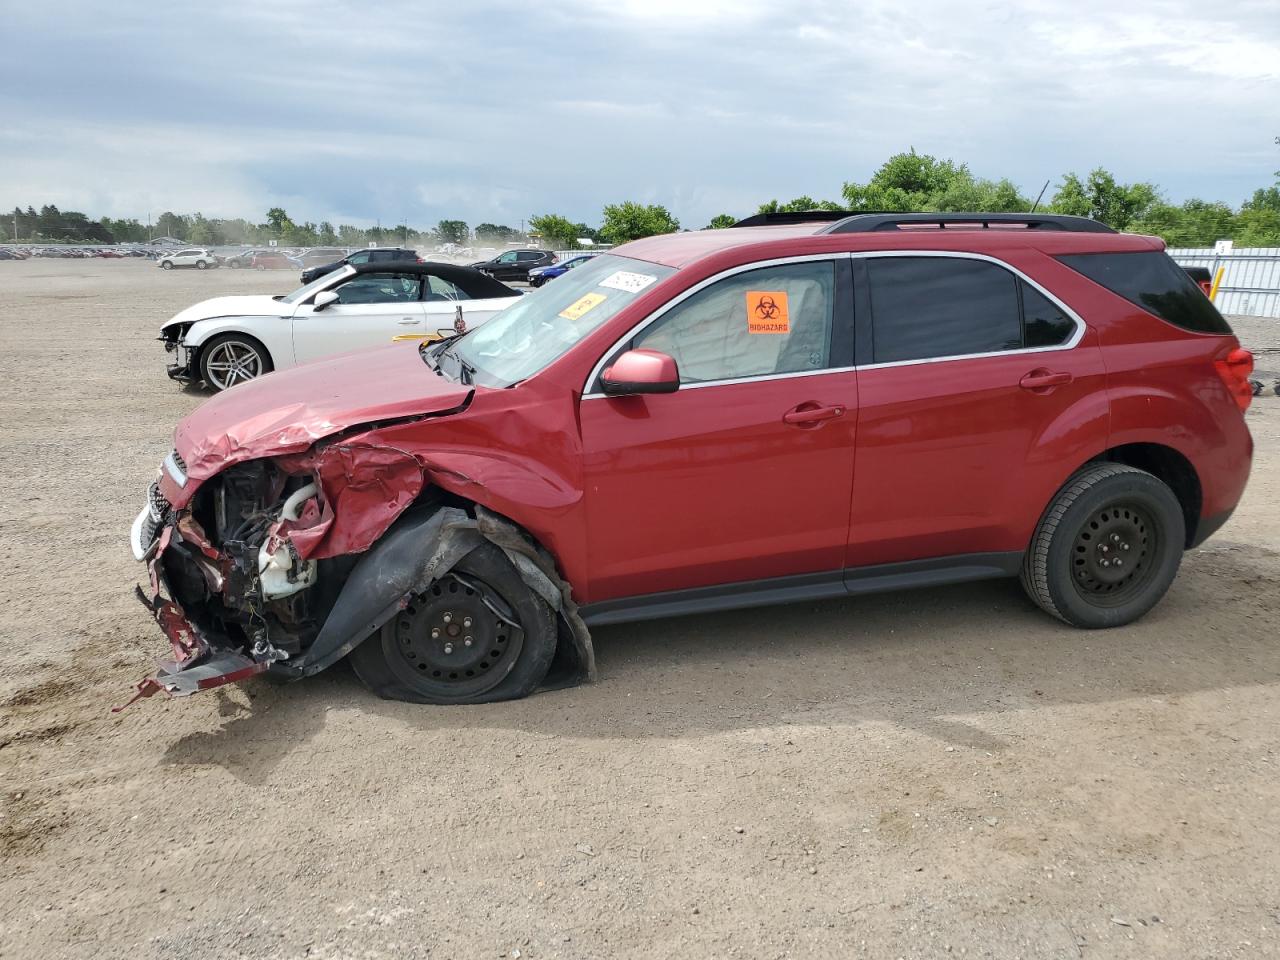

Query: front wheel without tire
left=349, top=542, right=557, bottom=704
left=1021, top=463, right=1185, bottom=629
left=198, top=333, right=272, bottom=391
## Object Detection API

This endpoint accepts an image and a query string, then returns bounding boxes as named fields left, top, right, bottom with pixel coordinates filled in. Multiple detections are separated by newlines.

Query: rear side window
left=1021, top=282, right=1075, bottom=348
left=1056, top=251, right=1231, bottom=334
left=868, top=258, right=1022, bottom=363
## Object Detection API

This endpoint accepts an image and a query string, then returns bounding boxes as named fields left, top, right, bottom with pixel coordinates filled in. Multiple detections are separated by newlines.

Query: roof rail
left=732, top=211, right=852, bottom=227
left=818, top=212, right=1116, bottom=234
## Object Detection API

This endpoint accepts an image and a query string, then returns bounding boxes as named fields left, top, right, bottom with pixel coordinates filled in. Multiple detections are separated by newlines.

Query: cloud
left=1, top=0, right=1276, bottom=229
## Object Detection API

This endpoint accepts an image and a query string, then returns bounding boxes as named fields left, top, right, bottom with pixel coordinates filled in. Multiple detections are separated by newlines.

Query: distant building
left=147, top=236, right=184, bottom=246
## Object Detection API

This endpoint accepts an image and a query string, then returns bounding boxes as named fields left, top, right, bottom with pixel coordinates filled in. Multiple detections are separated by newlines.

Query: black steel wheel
left=350, top=541, right=557, bottom=704
left=1069, top=502, right=1159, bottom=606
left=386, top=573, right=525, bottom=700
left=1022, top=463, right=1185, bottom=628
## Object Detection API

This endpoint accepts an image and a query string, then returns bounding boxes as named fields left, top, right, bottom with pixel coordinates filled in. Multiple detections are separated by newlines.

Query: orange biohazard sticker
left=559, top=292, right=607, bottom=321
left=746, top=290, right=790, bottom=334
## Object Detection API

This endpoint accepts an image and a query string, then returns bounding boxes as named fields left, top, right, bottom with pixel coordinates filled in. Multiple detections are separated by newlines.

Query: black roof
left=343, top=260, right=519, bottom=299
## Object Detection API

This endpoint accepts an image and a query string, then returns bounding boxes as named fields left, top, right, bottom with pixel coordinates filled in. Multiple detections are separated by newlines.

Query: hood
left=173, top=342, right=472, bottom=484
left=162, top=294, right=289, bottom=332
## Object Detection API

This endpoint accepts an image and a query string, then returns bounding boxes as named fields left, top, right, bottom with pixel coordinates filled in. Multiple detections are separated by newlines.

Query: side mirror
left=601, top=349, right=679, bottom=396
left=312, top=290, right=340, bottom=310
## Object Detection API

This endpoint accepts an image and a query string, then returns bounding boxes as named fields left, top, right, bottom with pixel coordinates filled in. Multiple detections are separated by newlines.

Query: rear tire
left=1021, top=463, right=1185, bottom=628
left=350, top=542, right=556, bottom=704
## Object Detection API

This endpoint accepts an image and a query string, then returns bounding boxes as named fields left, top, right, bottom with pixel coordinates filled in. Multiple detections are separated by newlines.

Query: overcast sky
left=2, top=0, right=1277, bottom=230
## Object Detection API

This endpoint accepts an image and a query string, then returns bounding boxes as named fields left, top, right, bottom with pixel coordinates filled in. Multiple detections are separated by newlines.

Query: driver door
left=291, top=271, right=427, bottom=364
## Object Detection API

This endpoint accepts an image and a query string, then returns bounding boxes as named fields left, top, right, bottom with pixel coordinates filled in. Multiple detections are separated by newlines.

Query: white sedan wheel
left=201, top=337, right=269, bottom=391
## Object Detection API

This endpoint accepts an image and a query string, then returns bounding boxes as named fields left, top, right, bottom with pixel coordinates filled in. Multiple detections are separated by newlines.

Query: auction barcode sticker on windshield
left=599, top=270, right=658, bottom=294
left=559, top=292, right=607, bottom=321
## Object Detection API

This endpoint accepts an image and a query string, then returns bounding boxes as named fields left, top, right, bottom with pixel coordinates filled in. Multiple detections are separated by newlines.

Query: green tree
left=705, top=213, right=737, bottom=229
left=155, top=211, right=188, bottom=240
left=264, top=207, right=293, bottom=233
left=475, top=222, right=519, bottom=243
left=317, top=221, right=337, bottom=245
left=1129, top=199, right=1236, bottom=246
left=756, top=197, right=844, bottom=215
left=599, top=202, right=679, bottom=244
left=528, top=214, right=581, bottom=250
left=841, top=150, right=1029, bottom=212
left=1049, top=169, right=1158, bottom=231
left=435, top=219, right=469, bottom=245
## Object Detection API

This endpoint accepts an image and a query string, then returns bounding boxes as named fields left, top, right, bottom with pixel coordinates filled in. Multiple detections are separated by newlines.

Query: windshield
left=449, top=254, right=675, bottom=387
left=281, top=265, right=355, bottom=304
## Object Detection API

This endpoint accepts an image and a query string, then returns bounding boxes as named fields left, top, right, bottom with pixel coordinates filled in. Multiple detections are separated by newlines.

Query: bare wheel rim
left=1070, top=500, right=1161, bottom=607
left=204, top=340, right=263, bottom=389
left=386, top=573, right=524, bottom=700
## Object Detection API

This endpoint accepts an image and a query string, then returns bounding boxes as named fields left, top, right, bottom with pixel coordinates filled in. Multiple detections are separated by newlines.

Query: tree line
left=8, top=150, right=1280, bottom=248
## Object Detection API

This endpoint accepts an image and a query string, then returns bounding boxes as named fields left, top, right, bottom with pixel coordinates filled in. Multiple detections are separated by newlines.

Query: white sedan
left=160, top=262, right=522, bottom=391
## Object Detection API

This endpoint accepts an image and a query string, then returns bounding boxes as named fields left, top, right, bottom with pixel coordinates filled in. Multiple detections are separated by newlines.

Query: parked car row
left=124, top=210, right=1255, bottom=713
left=0, top=246, right=155, bottom=259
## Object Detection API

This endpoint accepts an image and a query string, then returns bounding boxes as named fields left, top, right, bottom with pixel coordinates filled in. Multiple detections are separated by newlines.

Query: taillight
left=1198, top=280, right=1213, bottom=298
left=1214, top=347, right=1254, bottom=412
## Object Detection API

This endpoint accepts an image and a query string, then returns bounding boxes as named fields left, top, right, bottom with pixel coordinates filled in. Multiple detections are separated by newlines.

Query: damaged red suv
left=125, top=212, right=1254, bottom=709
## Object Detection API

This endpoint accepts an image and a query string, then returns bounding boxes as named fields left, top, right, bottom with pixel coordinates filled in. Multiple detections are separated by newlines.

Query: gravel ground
left=2, top=258, right=1279, bottom=960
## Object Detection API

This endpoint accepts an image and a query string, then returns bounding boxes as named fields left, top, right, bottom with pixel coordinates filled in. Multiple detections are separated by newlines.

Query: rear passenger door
left=847, top=254, right=1108, bottom=570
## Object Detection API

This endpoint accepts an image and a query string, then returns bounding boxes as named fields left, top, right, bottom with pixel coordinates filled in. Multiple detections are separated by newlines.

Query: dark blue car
left=527, top=253, right=597, bottom=288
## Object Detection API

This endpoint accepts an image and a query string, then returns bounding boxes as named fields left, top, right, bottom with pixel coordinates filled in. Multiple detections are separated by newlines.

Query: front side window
left=347, top=251, right=371, bottom=264
left=496, top=251, right=519, bottom=263
left=868, top=257, right=1022, bottom=363
left=333, top=272, right=422, bottom=305
left=633, top=261, right=835, bottom=383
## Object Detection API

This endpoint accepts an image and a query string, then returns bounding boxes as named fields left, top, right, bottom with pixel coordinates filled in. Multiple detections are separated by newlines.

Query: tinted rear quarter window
left=868, top=257, right=1022, bottom=363
left=1056, top=251, right=1231, bottom=334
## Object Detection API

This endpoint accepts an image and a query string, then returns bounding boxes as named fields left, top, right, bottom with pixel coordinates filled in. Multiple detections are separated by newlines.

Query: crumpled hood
left=172, top=343, right=472, bottom=485
left=162, top=294, right=289, bottom=333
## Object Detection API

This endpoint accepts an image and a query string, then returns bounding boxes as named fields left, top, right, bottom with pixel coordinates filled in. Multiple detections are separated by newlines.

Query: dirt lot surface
left=2, top=258, right=1279, bottom=959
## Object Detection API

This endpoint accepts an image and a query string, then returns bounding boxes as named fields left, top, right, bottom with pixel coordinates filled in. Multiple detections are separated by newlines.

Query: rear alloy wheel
left=1021, top=463, right=1185, bottom=628
left=350, top=542, right=556, bottom=704
left=199, top=333, right=272, bottom=391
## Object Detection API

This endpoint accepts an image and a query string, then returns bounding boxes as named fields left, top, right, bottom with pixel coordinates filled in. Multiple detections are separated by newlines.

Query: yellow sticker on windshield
left=746, top=290, right=790, bottom=334
left=559, top=292, right=607, bottom=321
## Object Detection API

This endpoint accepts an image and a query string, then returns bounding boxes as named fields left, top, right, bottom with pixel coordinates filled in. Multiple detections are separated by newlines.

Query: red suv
left=123, top=212, right=1253, bottom=709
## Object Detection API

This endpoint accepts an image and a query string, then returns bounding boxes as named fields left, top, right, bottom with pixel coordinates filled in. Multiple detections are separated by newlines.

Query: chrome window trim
left=581, top=250, right=1085, bottom=398
left=163, top=450, right=188, bottom=487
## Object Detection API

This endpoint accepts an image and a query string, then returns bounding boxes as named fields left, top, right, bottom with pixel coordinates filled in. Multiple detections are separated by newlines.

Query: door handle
left=1019, top=369, right=1072, bottom=391
left=783, top=403, right=845, bottom=426
left=397, top=318, right=421, bottom=325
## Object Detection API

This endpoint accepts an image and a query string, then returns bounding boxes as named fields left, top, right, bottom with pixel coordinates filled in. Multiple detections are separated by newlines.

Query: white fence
left=1168, top=247, right=1280, bottom=319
